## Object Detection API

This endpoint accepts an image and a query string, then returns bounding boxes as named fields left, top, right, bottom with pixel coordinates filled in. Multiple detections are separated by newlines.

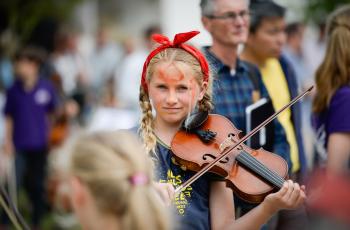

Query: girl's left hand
left=263, top=180, right=306, bottom=213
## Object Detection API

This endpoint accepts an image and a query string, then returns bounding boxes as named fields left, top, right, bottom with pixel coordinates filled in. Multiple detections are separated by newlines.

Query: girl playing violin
left=139, top=30, right=306, bottom=229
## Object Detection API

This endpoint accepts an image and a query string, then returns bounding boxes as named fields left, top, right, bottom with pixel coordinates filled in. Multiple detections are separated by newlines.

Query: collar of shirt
left=202, top=46, right=247, bottom=77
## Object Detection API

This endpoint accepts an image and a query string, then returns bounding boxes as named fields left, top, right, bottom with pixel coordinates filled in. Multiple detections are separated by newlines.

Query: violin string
left=237, top=154, right=284, bottom=188
left=237, top=151, right=285, bottom=187
left=238, top=151, right=285, bottom=187
left=244, top=153, right=286, bottom=186
left=236, top=153, right=279, bottom=187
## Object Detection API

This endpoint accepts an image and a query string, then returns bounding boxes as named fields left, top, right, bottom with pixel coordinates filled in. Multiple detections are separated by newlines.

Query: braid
left=198, top=75, right=213, bottom=112
left=198, top=92, right=213, bottom=112
left=139, top=87, right=157, bottom=154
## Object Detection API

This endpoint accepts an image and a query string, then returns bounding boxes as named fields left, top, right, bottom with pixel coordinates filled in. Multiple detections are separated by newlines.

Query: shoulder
left=278, top=55, right=295, bottom=76
left=327, top=86, right=350, bottom=133
left=6, top=81, right=20, bottom=95
left=237, top=59, right=262, bottom=78
left=239, top=59, right=259, bottom=71
left=279, top=55, right=292, bottom=68
left=36, top=78, right=55, bottom=92
left=330, top=86, right=350, bottom=107
left=38, top=78, right=54, bottom=87
left=238, top=59, right=265, bottom=92
left=334, top=85, right=350, bottom=96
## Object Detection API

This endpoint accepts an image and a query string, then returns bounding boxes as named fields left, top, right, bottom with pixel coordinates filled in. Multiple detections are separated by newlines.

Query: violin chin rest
left=182, top=110, right=209, bottom=131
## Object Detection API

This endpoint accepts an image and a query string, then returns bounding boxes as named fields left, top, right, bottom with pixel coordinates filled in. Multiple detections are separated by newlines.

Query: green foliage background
left=305, top=0, right=350, bottom=24
left=0, top=0, right=83, bottom=43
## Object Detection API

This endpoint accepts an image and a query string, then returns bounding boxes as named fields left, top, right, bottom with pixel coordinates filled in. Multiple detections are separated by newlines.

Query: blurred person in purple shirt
left=312, top=5, right=350, bottom=174
left=1, top=46, right=58, bottom=228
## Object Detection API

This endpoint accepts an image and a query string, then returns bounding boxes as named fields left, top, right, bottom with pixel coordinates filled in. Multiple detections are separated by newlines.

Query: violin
left=171, top=86, right=313, bottom=203
left=172, top=114, right=287, bottom=203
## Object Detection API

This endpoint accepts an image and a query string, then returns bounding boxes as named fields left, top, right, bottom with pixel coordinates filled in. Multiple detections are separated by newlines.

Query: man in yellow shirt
left=241, top=1, right=308, bottom=229
left=241, top=0, right=307, bottom=180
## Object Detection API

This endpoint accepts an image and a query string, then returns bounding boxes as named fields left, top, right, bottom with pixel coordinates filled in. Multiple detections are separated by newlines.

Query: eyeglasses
left=206, top=10, right=250, bottom=21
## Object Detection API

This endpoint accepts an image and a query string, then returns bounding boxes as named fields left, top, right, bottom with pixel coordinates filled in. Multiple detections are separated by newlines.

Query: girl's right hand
left=153, top=182, right=175, bottom=206
left=263, top=180, right=306, bottom=214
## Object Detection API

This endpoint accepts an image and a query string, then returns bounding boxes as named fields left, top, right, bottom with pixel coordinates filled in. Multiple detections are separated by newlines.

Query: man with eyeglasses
left=200, top=0, right=291, bottom=221
left=200, top=0, right=290, bottom=180
left=200, top=0, right=308, bottom=229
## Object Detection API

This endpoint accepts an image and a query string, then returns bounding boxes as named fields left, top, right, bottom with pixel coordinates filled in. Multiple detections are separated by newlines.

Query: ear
left=198, top=81, right=208, bottom=101
left=201, top=16, right=211, bottom=32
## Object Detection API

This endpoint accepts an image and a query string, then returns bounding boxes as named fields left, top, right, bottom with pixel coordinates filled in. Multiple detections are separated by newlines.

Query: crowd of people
left=0, top=0, right=349, bottom=229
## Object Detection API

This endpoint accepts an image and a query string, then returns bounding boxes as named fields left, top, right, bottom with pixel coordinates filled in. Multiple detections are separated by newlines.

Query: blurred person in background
left=306, top=169, right=350, bottom=230
left=240, top=0, right=309, bottom=229
left=67, top=130, right=170, bottom=230
left=51, top=27, right=89, bottom=125
left=283, top=22, right=315, bottom=168
left=284, top=22, right=312, bottom=92
left=303, top=22, right=327, bottom=79
left=200, top=0, right=292, bottom=224
left=240, top=0, right=307, bottom=182
left=200, top=0, right=290, bottom=168
left=89, top=26, right=123, bottom=104
left=312, top=5, right=350, bottom=174
left=85, top=30, right=141, bottom=133
left=0, top=46, right=14, bottom=91
left=116, top=25, right=161, bottom=112
left=0, top=45, right=13, bottom=145
left=1, top=46, right=58, bottom=229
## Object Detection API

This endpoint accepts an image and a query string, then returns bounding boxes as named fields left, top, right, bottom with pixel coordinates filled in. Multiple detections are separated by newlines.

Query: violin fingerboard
left=236, top=151, right=285, bottom=188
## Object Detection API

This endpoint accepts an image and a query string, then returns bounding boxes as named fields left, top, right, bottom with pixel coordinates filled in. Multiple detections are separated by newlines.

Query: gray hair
left=200, top=0, right=217, bottom=16
left=200, top=0, right=250, bottom=16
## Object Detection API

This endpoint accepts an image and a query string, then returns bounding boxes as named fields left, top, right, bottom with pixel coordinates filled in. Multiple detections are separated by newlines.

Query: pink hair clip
left=129, top=172, right=149, bottom=186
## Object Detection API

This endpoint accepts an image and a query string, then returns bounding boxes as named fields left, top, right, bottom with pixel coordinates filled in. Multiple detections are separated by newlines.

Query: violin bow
left=175, top=85, right=314, bottom=194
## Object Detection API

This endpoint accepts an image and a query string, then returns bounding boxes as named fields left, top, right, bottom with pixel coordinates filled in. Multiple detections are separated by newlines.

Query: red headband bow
left=140, top=31, right=209, bottom=92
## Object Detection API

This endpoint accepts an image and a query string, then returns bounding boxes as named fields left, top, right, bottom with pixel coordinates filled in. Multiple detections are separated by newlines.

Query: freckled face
left=148, top=61, right=205, bottom=126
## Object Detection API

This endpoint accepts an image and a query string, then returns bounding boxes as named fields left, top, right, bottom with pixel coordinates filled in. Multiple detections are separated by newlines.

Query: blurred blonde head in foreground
left=68, top=130, right=170, bottom=230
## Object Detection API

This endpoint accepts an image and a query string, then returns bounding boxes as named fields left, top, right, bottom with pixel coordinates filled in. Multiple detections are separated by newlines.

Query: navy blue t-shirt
left=152, top=141, right=216, bottom=230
